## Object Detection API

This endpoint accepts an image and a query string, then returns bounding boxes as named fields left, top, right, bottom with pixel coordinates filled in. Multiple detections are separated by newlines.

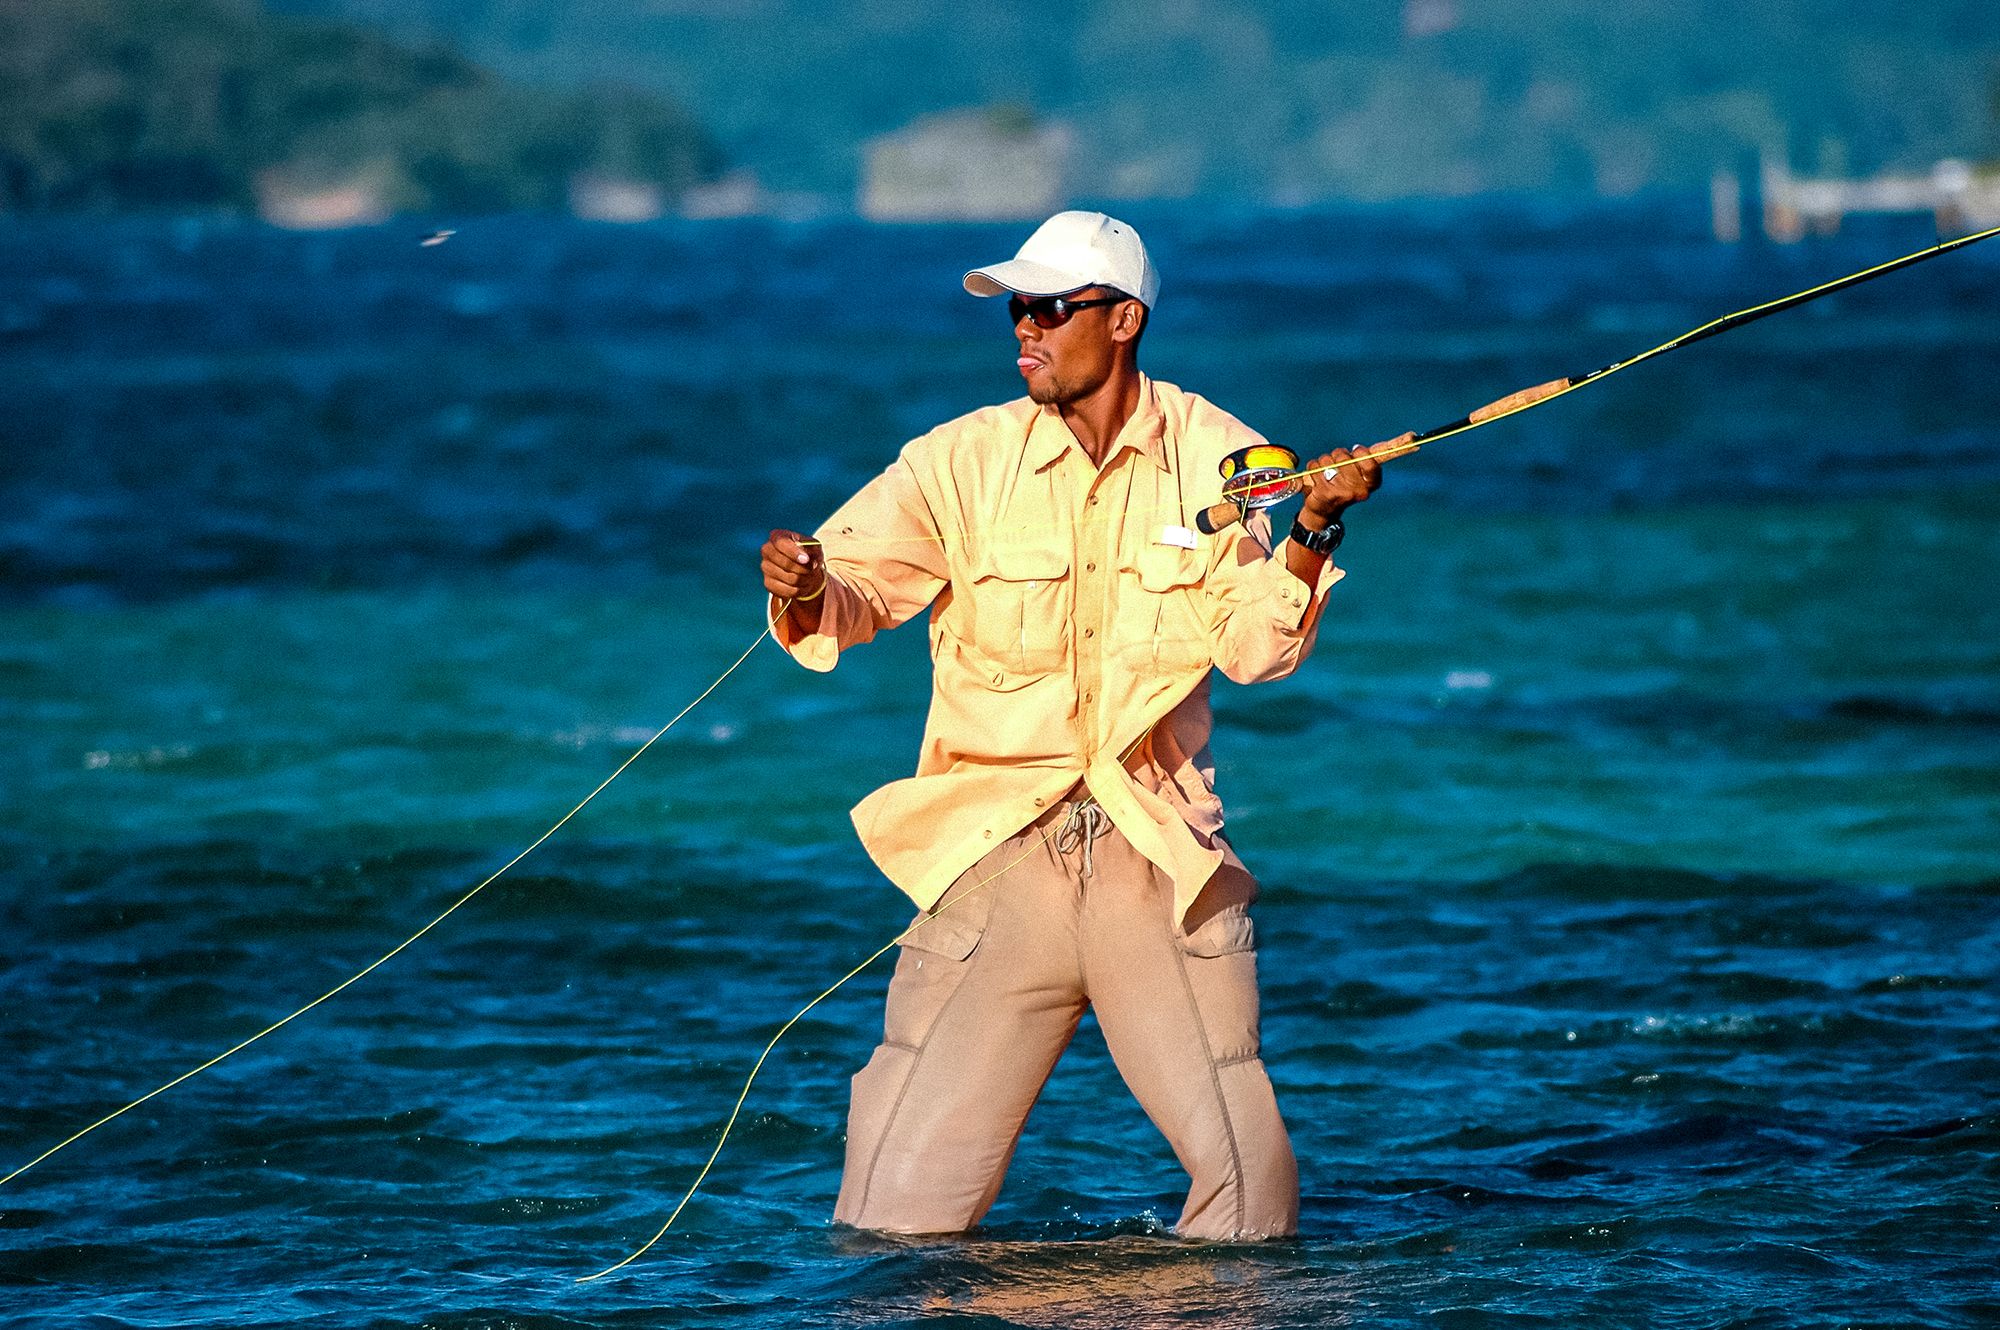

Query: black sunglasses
left=1008, top=292, right=1128, bottom=329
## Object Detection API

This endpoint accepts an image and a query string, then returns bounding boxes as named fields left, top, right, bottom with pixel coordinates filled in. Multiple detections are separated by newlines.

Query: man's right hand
left=761, top=529, right=827, bottom=631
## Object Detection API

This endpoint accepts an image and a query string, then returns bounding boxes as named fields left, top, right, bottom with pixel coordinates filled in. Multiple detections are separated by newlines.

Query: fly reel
left=1196, top=444, right=1302, bottom=534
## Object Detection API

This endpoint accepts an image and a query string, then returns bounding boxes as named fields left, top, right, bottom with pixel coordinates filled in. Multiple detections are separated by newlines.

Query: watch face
left=1292, top=517, right=1341, bottom=554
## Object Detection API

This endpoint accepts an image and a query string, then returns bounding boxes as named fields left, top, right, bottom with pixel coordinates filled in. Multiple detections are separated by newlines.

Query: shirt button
left=1084, top=628, right=1094, bottom=638
left=1089, top=495, right=1100, bottom=506
left=1085, top=561, right=1096, bottom=572
left=1033, top=797, right=1044, bottom=806
left=992, top=671, right=1004, bottom=685
left=983, top=829, right=993, bottom=838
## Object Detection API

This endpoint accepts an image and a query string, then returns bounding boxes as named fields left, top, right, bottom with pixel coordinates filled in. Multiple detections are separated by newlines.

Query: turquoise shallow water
left=2, top=207, right=1998, bottom=1327
left=9, top=490, right=1998, bottom=883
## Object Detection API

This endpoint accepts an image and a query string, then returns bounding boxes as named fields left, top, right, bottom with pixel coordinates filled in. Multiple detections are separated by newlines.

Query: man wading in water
left=760, top=211, right=1383, bottom=1238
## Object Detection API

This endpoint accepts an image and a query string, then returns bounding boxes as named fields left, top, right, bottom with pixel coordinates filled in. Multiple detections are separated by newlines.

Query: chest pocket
left=1116, top=543, right=1210, bottom=672
left=964, top=545, right=1072, bottom=676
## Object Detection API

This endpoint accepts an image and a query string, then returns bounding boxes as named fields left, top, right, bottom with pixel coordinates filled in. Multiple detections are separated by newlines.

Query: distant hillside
left=0, top=0, right=717, bottom=214
left=270, top=0, right=2000, bottom=203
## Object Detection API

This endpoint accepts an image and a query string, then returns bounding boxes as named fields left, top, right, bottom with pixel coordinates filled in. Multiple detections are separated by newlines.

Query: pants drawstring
left=1053, top=798, right=1110, bottom=880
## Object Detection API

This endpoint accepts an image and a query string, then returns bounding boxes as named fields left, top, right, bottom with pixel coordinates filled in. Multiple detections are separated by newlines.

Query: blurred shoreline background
left=5, top=0, right=1999, bottom=231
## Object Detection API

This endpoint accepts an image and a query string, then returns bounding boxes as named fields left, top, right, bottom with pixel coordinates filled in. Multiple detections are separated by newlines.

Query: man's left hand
left=1297, top=432, right=1412, bottom=527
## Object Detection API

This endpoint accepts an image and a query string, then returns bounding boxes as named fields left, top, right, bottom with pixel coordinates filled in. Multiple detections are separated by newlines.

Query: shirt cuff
left=1269, top=540, right=1346, bottom=634
left=768, top=575, right=850, bottom=672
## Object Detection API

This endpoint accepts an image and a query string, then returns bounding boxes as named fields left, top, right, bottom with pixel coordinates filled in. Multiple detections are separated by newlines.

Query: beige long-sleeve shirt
left=773, top=374, right=1342, bottom=925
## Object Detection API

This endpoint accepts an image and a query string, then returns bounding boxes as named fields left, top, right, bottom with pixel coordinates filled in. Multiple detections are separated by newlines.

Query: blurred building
left=1743, top=152, right=2000, bottom=241
left=679, top=170, right=764, bottom=220
left=568, top=175, right=668, bottom=223
left=860, top=109, right=1072, bottom=222
left=1403, top=0, right=1460, bottom=38
left=254, top=168, right=387, bottom=230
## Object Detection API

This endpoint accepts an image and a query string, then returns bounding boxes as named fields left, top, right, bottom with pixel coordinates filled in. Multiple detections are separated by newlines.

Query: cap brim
left=962, top=259, right=1090, bottom=299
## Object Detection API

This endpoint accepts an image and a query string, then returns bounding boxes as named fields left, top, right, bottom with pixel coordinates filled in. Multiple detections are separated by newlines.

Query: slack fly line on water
left=0, top=611, right=779, bottom=1193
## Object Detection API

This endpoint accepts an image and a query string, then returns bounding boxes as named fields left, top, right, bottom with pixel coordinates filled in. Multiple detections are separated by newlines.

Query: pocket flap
left=974, top=545, right=1071, bottom=584
left=1175, top=905, right=1256, bottom=957
left=1175, top=855, right=1259, bottom=956
left=1130, top=543, right=1203, bottom=593
left=942, top=630, right=1047, bottom=693
left=901, top=898, right=991, bottom=961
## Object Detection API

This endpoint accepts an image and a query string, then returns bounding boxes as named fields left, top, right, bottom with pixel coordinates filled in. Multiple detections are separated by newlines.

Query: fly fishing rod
left=1194, top=222, right=2000, bottom=535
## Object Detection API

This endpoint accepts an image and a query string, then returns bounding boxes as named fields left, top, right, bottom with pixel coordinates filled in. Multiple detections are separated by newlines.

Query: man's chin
left=1025, top=379, right=1061, bottom=405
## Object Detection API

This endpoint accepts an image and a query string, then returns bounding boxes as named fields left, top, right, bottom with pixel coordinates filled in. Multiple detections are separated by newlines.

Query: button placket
left=1074, top=462, right=1120, bottom=753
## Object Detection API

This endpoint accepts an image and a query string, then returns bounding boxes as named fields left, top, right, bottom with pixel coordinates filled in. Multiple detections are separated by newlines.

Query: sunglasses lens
left=1009, top=295, right=1070, bottom=329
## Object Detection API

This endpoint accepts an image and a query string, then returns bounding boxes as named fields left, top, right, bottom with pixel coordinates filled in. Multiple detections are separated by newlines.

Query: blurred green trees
left=0, top=0, right=717, bottom=212
left=271, top=0, right=2000, bottom=202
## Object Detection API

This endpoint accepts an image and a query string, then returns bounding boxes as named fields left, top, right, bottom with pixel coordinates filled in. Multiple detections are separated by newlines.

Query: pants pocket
left=1165, top=850, right=1263, bottom=1062
left=1173, top=852, right=1260, bottom=957
left=1175, top=905, right=1256, bottom=957
left=881, top=881, right=993, bottom=1051
left=1179, top=947, right=1263, bottom=1064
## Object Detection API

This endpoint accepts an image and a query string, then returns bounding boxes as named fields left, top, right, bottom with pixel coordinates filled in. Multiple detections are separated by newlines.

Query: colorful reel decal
left=1218, top=444, right=1301, bottom=509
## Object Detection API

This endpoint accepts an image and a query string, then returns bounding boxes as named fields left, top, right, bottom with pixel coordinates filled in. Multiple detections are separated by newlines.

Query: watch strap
left=1290, top=515, right=1344, bottom=555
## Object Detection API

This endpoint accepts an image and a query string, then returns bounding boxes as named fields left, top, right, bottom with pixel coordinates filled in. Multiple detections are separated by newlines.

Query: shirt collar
left=1025, top=374, right=1169, bottom=473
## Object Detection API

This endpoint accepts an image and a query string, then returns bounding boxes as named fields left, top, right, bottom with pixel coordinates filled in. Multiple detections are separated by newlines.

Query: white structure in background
left=680, top=170, right=765, bottom=220
left=255, top=167, right=388, bottom=229
left=1403, top=0, right=1459, bottom=38
left=568, top=174, right=667, bottom=223
left=861, top=109, right=1071, bottom=222
left=1736, top=152, right=2000, bottom=242
left=1710, top=167, right=1744, bottom=244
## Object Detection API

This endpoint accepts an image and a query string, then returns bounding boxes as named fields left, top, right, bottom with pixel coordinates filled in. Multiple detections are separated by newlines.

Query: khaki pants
left=834, top=800, right=1299, bottom=1239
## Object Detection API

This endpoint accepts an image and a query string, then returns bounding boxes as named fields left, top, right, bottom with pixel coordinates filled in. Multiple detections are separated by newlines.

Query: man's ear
left=1113, top=300, right=1144, bottom=344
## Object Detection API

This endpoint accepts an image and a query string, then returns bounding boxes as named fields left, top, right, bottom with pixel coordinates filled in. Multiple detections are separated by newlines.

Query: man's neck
left=1058, top=367, right=1143, bottom=467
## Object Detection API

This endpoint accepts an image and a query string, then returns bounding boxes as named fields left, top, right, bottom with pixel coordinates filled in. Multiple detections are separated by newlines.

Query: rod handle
left=1468, top=377, right=1572, bottom=424
left=1194, top=432, right=1419, bottom=536
left=1194, top=501, right=1239, bottom=536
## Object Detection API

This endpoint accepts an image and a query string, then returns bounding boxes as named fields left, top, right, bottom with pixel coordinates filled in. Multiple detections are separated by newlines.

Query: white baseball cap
left=963, top=210, right=1160, bottom=309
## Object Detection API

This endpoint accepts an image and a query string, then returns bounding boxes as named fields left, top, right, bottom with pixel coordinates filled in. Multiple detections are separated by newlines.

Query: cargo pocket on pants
left=1170, top=854, right=1262, bottom=1065
left=1173, top=853, right=1259, bottom=957
left=880, top=883, right=994, bottom=1051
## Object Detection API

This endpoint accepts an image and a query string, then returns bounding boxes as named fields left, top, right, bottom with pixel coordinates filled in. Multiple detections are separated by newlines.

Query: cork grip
left=1194, top=501, right=1242, bottom=536
left=1468, top=378, right=1571, bottom=424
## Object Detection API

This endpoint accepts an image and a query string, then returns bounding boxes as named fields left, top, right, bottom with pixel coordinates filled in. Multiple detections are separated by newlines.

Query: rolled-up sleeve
left=770, top=444, right=950, bottom=672
left=1197, top=510, right=1345, bottom=684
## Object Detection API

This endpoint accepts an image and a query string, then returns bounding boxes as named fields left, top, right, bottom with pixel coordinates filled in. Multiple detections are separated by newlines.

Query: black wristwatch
left=1290, top=514, right=1344, bottom=555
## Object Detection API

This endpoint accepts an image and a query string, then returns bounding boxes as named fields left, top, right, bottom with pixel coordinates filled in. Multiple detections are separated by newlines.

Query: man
left=759, top=210, right=1384, bottom=1240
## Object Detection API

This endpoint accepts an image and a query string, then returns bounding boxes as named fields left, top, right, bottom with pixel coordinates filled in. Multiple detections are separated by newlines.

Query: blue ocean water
left=1, top=203, right=1997, bottom=1328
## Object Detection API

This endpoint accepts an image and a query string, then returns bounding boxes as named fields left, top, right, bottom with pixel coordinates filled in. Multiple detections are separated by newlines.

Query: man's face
left=1012, top=287, right=1135, bottom=406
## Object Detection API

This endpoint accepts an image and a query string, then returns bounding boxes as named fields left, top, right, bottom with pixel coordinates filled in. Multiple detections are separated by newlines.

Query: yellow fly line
left=578, top=720, right=1153, bottom=1282
left=3, top=581, right=1136, bottom=1284
left=0, top=610, right=779, bottom=1194
left=577, top=824, right=1056, bottom=1283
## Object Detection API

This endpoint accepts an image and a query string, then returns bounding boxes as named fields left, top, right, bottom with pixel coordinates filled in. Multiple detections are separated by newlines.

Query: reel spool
left=1219, top=444, right=1302, bottom=508
left=1196, top=444, right=1301, bottom=534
